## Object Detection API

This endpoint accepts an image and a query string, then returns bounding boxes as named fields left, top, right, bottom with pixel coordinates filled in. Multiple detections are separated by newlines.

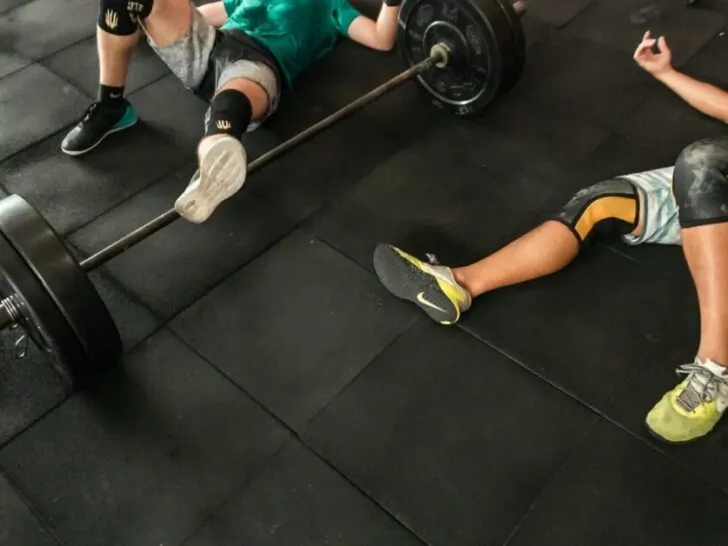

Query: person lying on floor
left=60, top=0, right=402, bottom=223
left=373, top=31, right=728, bottom=445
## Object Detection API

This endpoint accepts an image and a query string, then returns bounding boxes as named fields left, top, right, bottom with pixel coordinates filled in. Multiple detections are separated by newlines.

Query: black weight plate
left=398, top=0, right=524, bottom=116
left=491, top=0, right=526, bottom=93
left=0, top=195, right=121, bottom=385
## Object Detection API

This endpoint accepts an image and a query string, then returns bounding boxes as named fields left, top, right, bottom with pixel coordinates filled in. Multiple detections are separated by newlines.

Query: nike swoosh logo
left=110, top=92, right=122, bottom=98
left=416, top=292, right=447, bottom=313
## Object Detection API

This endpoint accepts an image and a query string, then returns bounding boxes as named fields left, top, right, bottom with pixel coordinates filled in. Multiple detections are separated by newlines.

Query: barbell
left=0, top=0, right=526, bottom=385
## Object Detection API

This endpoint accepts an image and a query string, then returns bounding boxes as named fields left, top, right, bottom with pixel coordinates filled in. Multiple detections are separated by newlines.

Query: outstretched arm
left=198, top=1, right=228, bottom=28
left=345, top=1, right=401, bottom=51
left=634, top=31, right=728, bottom=123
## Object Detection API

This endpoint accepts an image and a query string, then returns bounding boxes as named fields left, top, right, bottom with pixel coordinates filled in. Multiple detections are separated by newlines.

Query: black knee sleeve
left=98, top=0, right=153, bottom=36
left=552, top=178, right=639, bottom=247
left=673, top=136, right=728, bottom=228
left=204, top=90, right=253, bottom=141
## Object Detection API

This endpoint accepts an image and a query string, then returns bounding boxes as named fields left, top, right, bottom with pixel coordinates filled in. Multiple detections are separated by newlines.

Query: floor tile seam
left=60, top=153, right=191, bottom=238
left=176, top=440, right=290, bottom=546
left=0, top=388, right=70, bottom=454
left=459, top=327, right=728, bottom=497
left=297, top=440, right=431, bottom=546
left=0, top=59, right=32, bottom=82
left=500, top=413, right=602, bottom=546
left=0, top=465, right=68, bottom=545
left=2, top=31, right=95, bottom=73
left=597, top=409, right=728, bottom=498
left=137, top=208, right=299, bottom=325
left=536, top=0, right=597, bottom=29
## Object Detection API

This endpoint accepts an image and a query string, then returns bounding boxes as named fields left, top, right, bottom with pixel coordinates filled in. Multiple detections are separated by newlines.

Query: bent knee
left=552, top=178, right=639, bottom=246
left=673, top=137, right=728, bottom=228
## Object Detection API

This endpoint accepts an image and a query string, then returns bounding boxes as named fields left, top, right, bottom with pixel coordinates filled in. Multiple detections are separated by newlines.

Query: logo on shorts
left=104, top=9, right=119, bottom=30
left=216, top=120, right=232, bottom=131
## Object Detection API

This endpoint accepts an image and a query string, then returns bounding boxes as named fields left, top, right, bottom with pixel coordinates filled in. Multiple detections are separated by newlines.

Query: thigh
left=141, top=1, right=216, bottom=91
left=620, top=166, right=682, bottom=246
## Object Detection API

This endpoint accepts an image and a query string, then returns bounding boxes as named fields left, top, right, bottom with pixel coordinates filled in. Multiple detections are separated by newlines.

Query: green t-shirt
left=221, top=0, right=362, bottom=87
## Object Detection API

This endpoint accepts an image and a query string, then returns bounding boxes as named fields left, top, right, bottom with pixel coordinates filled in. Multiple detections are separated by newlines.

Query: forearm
left=656, top=68, right=728, bottom=123
left=374, top=3, right=401, bottom=51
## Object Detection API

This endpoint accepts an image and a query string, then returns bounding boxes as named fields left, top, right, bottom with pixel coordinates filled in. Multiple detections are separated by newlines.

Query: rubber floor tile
left=696, top=0, right=728, bottom=14
left=69, top=164, right=297, bottom=320
left=0, top=48, right=27, bottom=79
left=604, top=261, right=728, bottom=491
left=303, top=321, right=597, bottom=546
left=43, top=37, right=169, bottom=98
left=0, top=64, right=89, bottom=163
left=171, top=230, right=418, bottom=431
left=0, top=473, right=59, bottom=546
left=521, top=13, right=556, bottom=48
left=0, top=334, right=69, bottom=447
left=0, top=0, right=96, bottom=60
left=567, top=0, right=727, bottom=67
left=541, top=132, right=677, bottom=213
left=247, top=95, right=413, bottom=222
left=310, top=122, right=546, bottom=271
left=682, top=29, right=728, bottom=90
left=291, top=38, right=449, bottom=139
left=613, top=87, right=727, bottom=157
left=461, top=244, right=680, bottom=410
left=452, top=99, right=609, bottom=212
left=511, top=34, right=654, bottom=132
left=182, top=440, right=424, bottom=546
left=86, top=269, right=160, bottom=351
left=506, top=419, right=728, bottom=546
left=127, top=74, right=210, bottom=153
left=0, top=329, right=292, bottom=546
left=1, top=123, right=187, bottom=235
left=527, top=0, right=596, bottom=26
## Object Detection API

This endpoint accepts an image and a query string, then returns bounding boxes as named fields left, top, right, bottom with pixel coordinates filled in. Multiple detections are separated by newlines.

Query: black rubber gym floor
left=2, top=0, right=728, bottom=544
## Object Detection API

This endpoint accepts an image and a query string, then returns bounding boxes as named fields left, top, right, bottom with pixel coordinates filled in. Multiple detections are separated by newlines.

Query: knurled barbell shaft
left=78, top=49, right=445, bottom=273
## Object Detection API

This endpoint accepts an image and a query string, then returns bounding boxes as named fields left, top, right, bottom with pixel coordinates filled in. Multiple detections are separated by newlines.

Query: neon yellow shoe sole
left=373, top=244, right=469, bottom=325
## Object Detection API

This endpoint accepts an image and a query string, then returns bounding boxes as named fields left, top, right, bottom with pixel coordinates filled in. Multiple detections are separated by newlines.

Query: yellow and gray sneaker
left=646, top=358, right=728, bottom=443
left=373, top=244, right=472, bottom=325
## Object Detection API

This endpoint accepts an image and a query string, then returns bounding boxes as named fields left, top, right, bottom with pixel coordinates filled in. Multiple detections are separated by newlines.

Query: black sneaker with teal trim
left=61, top=100, right=138, bottom=156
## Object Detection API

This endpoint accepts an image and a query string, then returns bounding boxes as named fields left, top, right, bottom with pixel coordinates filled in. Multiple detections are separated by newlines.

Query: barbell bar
left=0, top=0, right=526, bottom=385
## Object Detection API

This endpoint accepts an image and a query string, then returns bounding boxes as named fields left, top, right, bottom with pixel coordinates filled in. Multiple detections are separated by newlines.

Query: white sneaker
left=175, top=135, right=248, bottom=223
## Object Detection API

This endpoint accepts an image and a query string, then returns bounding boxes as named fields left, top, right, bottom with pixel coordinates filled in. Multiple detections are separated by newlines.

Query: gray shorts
left=619, top=166, right=682, bottom=246
left=140, top=2, right=280, bottom=132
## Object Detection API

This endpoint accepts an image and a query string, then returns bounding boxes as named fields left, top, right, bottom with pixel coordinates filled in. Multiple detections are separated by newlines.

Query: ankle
left=452, top=267, right=478, bottom=297
left=97, top=84, right=125, bottom=107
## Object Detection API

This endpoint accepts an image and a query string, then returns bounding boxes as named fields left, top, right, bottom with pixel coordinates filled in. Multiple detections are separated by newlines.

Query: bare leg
left=97, top=29, right=140, bottom=87
left=645, top=137, right=728, bottom=444
left=452, top=221, right=579, bottom=297
left=683, top=224, right=728, bottom=365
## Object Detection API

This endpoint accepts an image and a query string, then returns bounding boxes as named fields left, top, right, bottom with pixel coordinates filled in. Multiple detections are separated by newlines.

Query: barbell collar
left=78, top=51, right=443, bottom=274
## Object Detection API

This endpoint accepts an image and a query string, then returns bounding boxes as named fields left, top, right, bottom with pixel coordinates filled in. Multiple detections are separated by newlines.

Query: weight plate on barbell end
left=0, top=195, right=122, bottom=385
left=398, top=0, right=526, bottom=116
left=492, top=0, right=526, bottom=94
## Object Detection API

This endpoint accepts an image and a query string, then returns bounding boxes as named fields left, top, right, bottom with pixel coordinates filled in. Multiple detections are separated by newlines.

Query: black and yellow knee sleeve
left=98, top=0, right=153, bottom=36
left=203, top=90, right=253, bottom=141
left=552, top=178, right=639, bottom=246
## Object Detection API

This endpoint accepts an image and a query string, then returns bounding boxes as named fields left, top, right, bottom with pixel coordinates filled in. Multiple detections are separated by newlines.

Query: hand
left=633, top=30, right=673, bottom=76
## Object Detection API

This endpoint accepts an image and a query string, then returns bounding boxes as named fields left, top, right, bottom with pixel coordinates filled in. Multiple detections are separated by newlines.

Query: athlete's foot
left=174, top=135, right=248, bottom=223
left=373, top=244, right=472, bottom=325
left=61, top=100, right=138, bottom=156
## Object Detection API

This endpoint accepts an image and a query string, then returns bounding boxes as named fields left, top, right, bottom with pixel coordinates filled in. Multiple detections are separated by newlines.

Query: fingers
left=633, top=38, right=656, bottom=60
left=657, top=35, right=670, bottom=53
